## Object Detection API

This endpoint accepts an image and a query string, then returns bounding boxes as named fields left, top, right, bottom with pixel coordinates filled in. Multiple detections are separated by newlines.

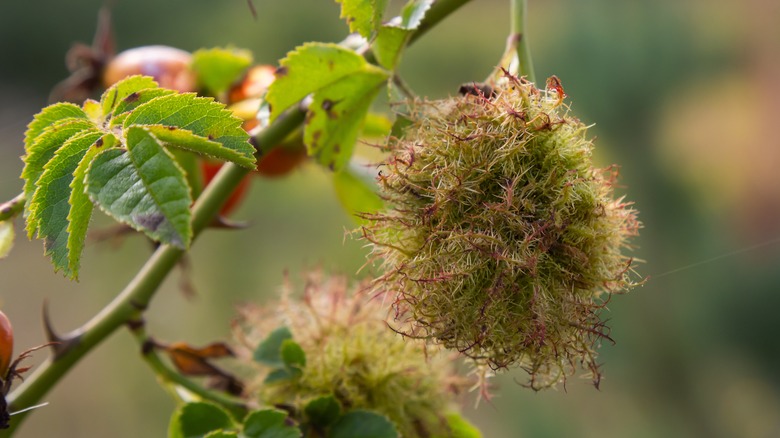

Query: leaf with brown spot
left=303, top=66, right=388, bottom=171
left=266, top=43, right=375, bottom=121
left=86, top=127, right=192, bottom=248
left=335, top=0, right=388, bottom=39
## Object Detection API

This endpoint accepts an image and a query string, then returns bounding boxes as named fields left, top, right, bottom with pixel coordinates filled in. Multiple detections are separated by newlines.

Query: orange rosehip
left=228, top=65, right=276, bottom=104
left=103, top=45, right=196, bottom=92
left=256, top=146, right=307, bottom=178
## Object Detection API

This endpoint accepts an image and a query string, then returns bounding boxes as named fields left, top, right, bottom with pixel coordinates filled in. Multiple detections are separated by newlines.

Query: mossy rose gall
left=234, top=273, right=469, bottom=438
left=362, top=73, right=640, bottom=389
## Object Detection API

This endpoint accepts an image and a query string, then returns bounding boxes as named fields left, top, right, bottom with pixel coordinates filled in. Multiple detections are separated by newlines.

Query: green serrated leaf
left=329, top=410, right=398, bottom=438
left=399, top=0, right=434, bottom=29
left=111, top=88, right=178, bottom=122
left=86, top=127, right=192, bottom=248
left=242, top=409, right=301, bottom=438
left=304, top=395, right=341, bottom=428
left=24, top=102, right=88, bottom=148
left=0, top=221, right=14, bottom=259
left=169, top=402, right=234, bottom=438
left=253, top=326, right=293, bottom=367
left=204, top=431, right=238, bottom=438
left=335, top=0, right=388, bottom=39
left=373, top=26, right=409, bottom=70
left=123, top=93, right=255, bottom=168
left=28, top=129, right=102, bottom=276
left=192, top=47, right=253, bottom=96
left=304, top=68, right=387, bottom=171
left=266, top=43, right=370, bottom=121
left=439, top=413, right=482, bottom=438
left=101, top=75, right=159, bottom=116
left=280, top=339, right=306, bottom=369
left=372, top=0, right=433, bottom=69
left=333, top=165, right=383, bottom=224
left=67, top=133, right=118, bottom=278
left=22, top=118, right=96, bottom=225
left=144, top=124, right=255, bottom=168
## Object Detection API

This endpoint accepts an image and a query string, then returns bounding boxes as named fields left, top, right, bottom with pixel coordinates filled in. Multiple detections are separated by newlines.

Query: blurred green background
left=2, top=0, right=780, bottom=436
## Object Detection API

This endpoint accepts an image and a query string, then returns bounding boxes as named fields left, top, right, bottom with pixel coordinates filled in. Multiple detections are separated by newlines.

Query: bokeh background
left=2, top=0, right=780, bottom=436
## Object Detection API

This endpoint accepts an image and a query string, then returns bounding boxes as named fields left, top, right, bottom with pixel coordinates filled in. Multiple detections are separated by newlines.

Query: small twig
left=0, top=194, right=25, bottom=222
left=509, top=0, right=536, bottom=83
left=392, top=74, right=416, bottom=100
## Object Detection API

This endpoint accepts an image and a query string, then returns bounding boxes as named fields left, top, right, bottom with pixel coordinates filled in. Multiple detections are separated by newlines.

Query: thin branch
left=0, top=194, right=25, bottom=222
left=510, top=0, right=536, bottom=83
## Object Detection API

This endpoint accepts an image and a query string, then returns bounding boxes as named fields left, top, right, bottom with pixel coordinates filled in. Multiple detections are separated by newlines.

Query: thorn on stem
left=42, top=300, right=79, bottom=359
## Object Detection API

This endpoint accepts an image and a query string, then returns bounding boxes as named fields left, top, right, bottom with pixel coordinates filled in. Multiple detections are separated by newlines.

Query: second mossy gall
left=233, top=273, right=470, bottom=437
left=362, top=73, right=641, bottom=389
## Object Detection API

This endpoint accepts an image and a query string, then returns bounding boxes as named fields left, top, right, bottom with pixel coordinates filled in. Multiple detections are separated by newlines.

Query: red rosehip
left=256, top=146, right=308, bottom=178
left=199, top=161, right=252, bottom=216
left=0, top=310, right=13, bottom=376
left=103, top=45, right=196, bottom=92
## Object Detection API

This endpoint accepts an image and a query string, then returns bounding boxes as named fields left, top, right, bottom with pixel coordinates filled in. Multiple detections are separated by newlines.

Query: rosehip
left=199, top=161, right=251, bottom=216
left=0, top=310, right=12, bottom=376
left=223, top=111, right=308, bottom=178
left=228, top=65, right=276, bottom=104
left=255, top=146, right=307, bottom=178
left=103, top=45, right=197, bottom=92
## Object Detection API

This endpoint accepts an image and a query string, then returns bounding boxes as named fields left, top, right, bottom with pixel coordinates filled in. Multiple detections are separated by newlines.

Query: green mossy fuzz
left=362, top=74, right=641, bottom=389
left=234, top=273, right=467, bottom=438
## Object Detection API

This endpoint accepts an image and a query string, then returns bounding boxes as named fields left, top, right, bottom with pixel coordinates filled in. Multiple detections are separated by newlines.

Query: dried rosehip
left=103, top=46, right=197, bottom=92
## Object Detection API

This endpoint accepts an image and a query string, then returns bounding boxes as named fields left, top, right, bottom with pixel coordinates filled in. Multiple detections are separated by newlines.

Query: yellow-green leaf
left=335, top=0, right=388, bottom=39
left=304, top=67, right=388, bottom=171
left=101, top=75, right=159, bottom=116
left=266, top=43, right=371, bottom=121
left=123, top=93, right=255, bottom=168
left=28, top=129, right=103, bottom=276
left=192, top=47, right=253, bottom=96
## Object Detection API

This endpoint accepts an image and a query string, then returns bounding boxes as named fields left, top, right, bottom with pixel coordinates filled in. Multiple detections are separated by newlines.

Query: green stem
left=0, top=193, right=25, bottom=222
left=1, top=1, right=472, bottom=434
left=511, top=0, right=536, bottom=83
